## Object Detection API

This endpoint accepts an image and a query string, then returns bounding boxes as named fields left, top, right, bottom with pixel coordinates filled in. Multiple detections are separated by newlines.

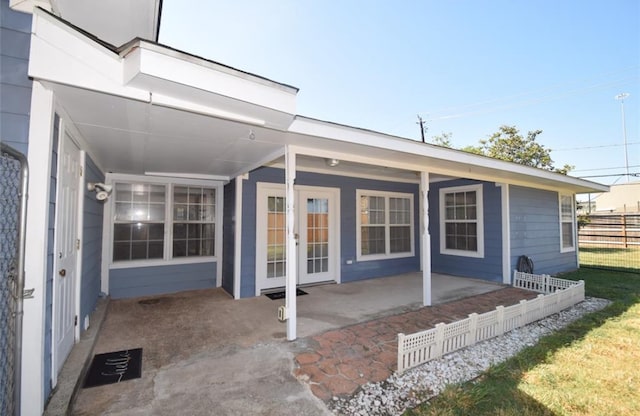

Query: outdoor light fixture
left=87, top=182, right=113, bottom=201
left=325, top=158, right=340, bottom=167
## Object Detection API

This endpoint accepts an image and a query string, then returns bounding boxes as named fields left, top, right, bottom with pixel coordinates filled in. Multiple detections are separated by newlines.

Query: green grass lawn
left=404, top=268, right=640, bottom=416
left=579, top=246, right=640, bottom=272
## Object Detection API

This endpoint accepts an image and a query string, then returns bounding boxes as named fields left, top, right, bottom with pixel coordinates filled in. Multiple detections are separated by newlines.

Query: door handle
left=59, top=269, right=66, bottom=277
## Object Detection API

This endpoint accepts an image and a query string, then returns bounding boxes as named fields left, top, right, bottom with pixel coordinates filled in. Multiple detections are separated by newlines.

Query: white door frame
left=255, top=183, right=340, bottom=295
left=297, top=186, right=340, bottom=285
left=51, top=129, right=83, bottom=387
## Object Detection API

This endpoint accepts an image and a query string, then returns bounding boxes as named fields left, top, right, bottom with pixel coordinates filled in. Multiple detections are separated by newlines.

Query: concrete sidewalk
left=55, top=273, right=511, bottom=415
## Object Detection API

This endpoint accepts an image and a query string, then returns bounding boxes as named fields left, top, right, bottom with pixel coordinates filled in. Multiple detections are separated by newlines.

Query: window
left=357, top=190, right=414, bottom=260
left=560, top=194, right=575, bottom=252
left=113, top=183, right=166, bottom=261
left=439, top=184, right=484, bottom=258
left=110, top=177, right=219, bottom=264
left=173, top=186, right=216, bottom=257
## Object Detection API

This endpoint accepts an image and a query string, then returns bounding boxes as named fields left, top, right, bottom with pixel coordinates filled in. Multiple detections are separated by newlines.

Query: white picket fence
left=397, top=272, right=585, bottom=374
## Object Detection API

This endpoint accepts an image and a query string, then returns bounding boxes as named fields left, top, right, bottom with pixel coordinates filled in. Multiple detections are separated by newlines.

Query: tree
left=430, top=132, right=453, bottom=148
left=467, top=125, right=572, bottom=174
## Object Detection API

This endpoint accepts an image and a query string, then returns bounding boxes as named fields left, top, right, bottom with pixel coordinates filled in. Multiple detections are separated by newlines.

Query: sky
left=159, top=0, right=639, bottom=186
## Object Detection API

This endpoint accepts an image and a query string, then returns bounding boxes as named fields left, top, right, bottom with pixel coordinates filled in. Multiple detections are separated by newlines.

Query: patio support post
left=420, top=171, right=432, bottom=306
left=498, top=183, right=512, bottom=284
left=285, top=146, right=297, bottom=340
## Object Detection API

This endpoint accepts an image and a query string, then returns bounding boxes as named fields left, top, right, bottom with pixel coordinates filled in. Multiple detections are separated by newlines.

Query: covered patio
left=50, top=274, right=536, bottom=415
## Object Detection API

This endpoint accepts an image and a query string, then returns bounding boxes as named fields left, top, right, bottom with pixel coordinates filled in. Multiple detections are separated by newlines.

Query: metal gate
left=0, top=143, right=28, bottom=416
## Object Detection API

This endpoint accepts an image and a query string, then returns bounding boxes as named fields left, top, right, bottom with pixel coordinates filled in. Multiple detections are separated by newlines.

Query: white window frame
left=105, top=173, right=224, bottom=269
left=356, top=190, right=414, bottom=261
left=559, top=193, right=576, bottom=253
left=439, top=184, right=485, bottom=258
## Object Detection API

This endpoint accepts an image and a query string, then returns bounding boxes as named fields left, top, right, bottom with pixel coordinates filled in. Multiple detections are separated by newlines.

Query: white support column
left=499, top=183, right=512, bottom=284
left=22, top=81, right=55, bottom=415
left=285, top=146, right=297, bottom=340
left=420, top=171, right=432, bottom=306
left=233, top=175, right=244, bottom=299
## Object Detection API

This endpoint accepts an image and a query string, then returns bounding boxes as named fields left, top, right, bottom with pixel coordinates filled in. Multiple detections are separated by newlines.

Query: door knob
left=59, top=269, right=66, bottom=277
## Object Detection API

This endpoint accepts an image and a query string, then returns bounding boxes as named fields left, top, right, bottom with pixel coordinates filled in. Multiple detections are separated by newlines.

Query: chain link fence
left=579, top=214, right=640, bottom=273
left=0, top=143, right=28, bottom=416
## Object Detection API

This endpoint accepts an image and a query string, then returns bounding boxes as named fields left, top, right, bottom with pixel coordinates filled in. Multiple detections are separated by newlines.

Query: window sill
left=356, top=252, right=414, bottom=262
left=110, top=256, right=217, bottom=269
left=440, top=249, right=484, bottom=259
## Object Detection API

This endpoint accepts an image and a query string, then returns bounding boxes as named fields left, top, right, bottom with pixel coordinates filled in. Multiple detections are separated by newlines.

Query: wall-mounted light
left=87, top=182, right=113, bottom=201
left=325, top=158, right=340, bottom=167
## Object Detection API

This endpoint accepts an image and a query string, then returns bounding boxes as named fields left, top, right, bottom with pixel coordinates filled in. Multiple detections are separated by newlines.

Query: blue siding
left=510, top=185, right=577, bottom=275
left=239, top=167, right=421, bottom=298
left=221, top=181, right=235, bottom=296
left=80, top=155, right=104, bottom=330
left=429, top=179, right=503, bottom=282
left=109, top=262, right=217, bottom=299
left=0, top=0, right=32, bottom=155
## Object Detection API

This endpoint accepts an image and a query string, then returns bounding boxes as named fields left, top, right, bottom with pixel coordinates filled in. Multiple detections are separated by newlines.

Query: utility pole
left=417, top=115, right=426, bottom=143
left=615, top=93, right=630, bottom=182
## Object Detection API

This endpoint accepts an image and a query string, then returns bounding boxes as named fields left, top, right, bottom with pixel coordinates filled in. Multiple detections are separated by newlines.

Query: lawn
left=404, top=268, right=640, bottom=416
left=579, top=245, right=640, bottom=272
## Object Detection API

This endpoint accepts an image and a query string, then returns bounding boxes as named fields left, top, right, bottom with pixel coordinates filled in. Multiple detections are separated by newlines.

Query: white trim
left=498, top=183, right=511, bottom=284
left=420, top=172, right=432, bottom=306
left=356, top=189, right=415, bottom=261
left=289, top=119, right=609, bottom=195
left=559, top=193, right=577, bottom=253
left=75, top=150, right=86, bottom=339
left=233, top=176, right=243, bottom=299
left=101, top=174, right=225, bottom=295
left=22, top=81, right=55, bottom=416
left=254, top=183, right=341, bottom=293
left=255, top=183, right=286, bottom=295
left=297, top=186, right=341, bottom=285
left=267, top=162, right=420, bottom=184
left=285, top=147, right=297, bottom=341
left=439, top=184, right=485, bottom=258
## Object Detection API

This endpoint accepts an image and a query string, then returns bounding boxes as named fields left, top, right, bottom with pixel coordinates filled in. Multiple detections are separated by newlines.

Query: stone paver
left=294, top=287, right=537, bottom=400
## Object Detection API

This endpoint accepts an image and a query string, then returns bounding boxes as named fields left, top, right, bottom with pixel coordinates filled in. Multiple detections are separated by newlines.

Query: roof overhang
left=27, top=8, right=608, bottom=195
left=11, top=0, right=162, bottom=44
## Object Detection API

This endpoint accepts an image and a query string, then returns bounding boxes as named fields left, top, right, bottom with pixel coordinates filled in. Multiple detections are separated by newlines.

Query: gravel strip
left=329, top=297, right=611, bottom=416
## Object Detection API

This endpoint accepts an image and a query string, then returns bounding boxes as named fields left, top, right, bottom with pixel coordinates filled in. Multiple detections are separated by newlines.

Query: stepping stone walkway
left=293, top=287, right=537, bottom=401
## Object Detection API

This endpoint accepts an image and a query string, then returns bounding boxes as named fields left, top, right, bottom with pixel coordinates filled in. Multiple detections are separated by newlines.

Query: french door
left=256, top=184, right=339, bottom=293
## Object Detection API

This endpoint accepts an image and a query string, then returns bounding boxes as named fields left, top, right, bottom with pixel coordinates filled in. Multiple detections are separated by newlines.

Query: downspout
left=1, top=143, right=29, bottom=416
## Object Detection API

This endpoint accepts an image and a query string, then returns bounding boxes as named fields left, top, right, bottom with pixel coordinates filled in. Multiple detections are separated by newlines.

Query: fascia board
left=10, top=0, right=52, bottom=13
left=29, top=10, right=149, bottom=101
left=289, top=117, right=609, bottom=194
left=122, top=43, right=297, bottom=115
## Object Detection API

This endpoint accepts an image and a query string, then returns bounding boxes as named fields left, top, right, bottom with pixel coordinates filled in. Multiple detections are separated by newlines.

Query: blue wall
left=109, top=262, right=217, bottom=299
left=221, top=180, right=235, bottom=296
left=80, top=155, right=104, bottom=329
left=429, top=179, right=503, bottom=282
left=0, top=0, right=32, bottom=155
left=510, top=185, right=577, bottom=275
left=239, top=167, right=421, bottom=298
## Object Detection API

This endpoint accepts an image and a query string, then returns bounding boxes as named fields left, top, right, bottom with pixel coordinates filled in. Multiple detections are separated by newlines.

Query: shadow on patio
left=62, top=273, right=532, bottom=415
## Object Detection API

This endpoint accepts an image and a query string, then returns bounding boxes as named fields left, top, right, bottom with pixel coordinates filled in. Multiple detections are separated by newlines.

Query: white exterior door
left=53, top=132, right=80, bottom=377
left=298, top=189, right=338, bottom=285
left=256, top=184, right=339, bottom=293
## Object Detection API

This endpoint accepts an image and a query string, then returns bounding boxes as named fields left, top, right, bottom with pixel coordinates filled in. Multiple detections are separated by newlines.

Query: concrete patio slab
left=59, top=273, right=515, bottom=415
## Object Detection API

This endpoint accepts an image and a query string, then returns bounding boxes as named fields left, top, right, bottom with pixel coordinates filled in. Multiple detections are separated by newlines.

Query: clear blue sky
left=159, top=0, right=639, bottom=185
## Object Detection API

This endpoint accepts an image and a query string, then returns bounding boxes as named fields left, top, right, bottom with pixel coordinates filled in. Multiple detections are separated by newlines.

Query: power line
left=577, top=172, right=640, bottom=179
left=551, top=141, right=640, bottom=151
left=572, top=164, right=640, bottom=173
